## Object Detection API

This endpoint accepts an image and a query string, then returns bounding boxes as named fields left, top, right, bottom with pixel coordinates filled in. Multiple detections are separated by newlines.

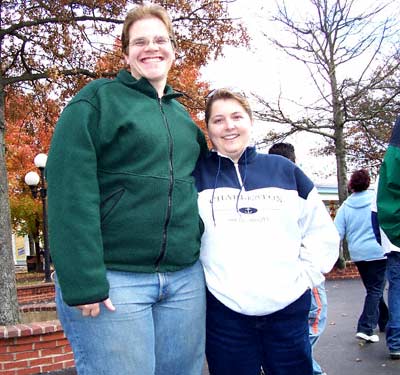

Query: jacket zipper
left=234, top=163, right=244, bottom=188
left=155, top=98, right=174, bottom=270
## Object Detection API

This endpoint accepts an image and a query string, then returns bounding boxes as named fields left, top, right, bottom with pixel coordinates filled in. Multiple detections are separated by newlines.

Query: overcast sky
left=201, top=0, right=399, bottom=183
left=201, top=1, right=334, bottom=181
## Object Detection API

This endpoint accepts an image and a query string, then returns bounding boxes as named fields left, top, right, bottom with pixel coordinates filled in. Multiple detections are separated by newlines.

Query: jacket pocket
left=100, top=188, right=125, bottom=224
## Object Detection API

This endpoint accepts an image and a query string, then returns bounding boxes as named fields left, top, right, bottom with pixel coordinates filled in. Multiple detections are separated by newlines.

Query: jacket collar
left=116, top=69, right=181, bottom=100
left=208, top=146, right=257, bottom=164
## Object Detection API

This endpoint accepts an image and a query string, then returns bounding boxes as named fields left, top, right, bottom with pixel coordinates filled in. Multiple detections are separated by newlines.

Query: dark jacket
left=47, top=69, right=207, bottom=305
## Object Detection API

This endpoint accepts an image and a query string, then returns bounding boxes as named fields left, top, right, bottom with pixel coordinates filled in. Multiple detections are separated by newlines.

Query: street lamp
left=24, top=153, right=51, bottom=282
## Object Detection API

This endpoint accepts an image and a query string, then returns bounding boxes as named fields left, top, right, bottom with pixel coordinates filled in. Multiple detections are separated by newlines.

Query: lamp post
left=24, top=153, right=51, bottom=283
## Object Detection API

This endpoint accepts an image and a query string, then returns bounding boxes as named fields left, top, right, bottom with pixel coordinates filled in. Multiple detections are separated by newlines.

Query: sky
left=200, top=0, right=399, bottom=183
left=200, top=0, right=336, bottom=182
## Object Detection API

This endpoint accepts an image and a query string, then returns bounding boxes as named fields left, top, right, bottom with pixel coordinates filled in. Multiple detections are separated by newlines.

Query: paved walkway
left=312, top=278, right=399, bottom=375
left=47, top=278, right=400, bottom=375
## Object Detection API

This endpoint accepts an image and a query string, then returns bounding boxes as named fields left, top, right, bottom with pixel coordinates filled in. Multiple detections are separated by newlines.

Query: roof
left=315, top=184, right=339, bottom=201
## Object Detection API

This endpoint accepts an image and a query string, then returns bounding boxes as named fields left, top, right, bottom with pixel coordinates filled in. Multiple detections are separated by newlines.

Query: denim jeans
left=386, top=252, right=400, bottom=352
left=355, top=259, right=388, bottom=335
left=55, top=261, right=206, bottom=375
left=309, top=283, right=327, bottom=374
left=205, top=289, right=312, bottom=375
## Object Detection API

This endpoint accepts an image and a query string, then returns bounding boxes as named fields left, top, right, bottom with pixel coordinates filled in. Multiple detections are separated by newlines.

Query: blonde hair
left=205, top=88, right=253, bottom=125
left=121, top=5, right=176, bottom=54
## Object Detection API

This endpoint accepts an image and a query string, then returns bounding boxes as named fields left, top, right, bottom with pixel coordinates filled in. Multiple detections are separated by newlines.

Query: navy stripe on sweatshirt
left=193, top=147, right=314, bottom=200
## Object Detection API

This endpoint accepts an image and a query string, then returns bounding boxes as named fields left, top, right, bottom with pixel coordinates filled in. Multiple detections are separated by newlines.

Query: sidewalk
left=313, top=278, right=399, bottom=375
left=45, top=278, right=399, bottom=375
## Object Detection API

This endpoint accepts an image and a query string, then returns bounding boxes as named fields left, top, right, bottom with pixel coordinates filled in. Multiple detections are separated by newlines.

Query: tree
left=253, top=0, right=400, bottom=204
left=0, top=0, right=248, bottom=325
left=340, top=58, right=400, bottom=174
left=6, top=87, right=60, bottom=272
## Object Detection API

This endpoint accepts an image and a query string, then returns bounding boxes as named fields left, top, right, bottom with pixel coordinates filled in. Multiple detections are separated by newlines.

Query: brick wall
left=326, top=261, right=360, bottom=280
left=15, top=273, right=44, bottom=284
left=17, top=283, right=55, bottom=305
left=0, top=282, right=73, bottom=374
left=0, top=321, right=74, bottom=375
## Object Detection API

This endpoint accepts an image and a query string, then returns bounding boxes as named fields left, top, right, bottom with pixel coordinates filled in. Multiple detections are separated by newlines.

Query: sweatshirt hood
left=344, top=190, right=373, bottom=209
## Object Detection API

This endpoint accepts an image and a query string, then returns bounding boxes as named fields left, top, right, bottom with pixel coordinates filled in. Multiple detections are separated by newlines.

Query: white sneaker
left=356, top=332, right=379, bottom=343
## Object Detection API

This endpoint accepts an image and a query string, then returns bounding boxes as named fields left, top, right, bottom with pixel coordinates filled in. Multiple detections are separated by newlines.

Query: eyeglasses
left=129, top=36, right=172, bottom=48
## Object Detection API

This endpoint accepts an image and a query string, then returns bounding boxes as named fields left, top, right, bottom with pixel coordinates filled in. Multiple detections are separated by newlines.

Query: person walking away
left=334, top=169, right=388, bottom=344
left=194, top=88, right=339, bottom=375
left=269, top=142, right=328, bottom=375
left=376, top=116, right=400, bottom=360
left=372, top=175, right=400, bottom=359
left=46, top=5, right=208, bottom=375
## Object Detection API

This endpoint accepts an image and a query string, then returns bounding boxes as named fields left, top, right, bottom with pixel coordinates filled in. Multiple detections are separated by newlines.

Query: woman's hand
left=76, top=298, right=116, bottom=317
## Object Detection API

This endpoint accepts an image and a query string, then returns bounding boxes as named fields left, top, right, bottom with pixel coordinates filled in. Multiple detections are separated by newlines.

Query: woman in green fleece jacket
left=46, top=5, right=207, bottom=375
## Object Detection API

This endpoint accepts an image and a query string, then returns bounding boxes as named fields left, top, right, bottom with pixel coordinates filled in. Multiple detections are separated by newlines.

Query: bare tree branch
left=255, top=0, right=400, bottom=205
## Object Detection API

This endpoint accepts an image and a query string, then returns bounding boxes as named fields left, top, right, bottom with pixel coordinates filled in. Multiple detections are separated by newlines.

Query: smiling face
left=124, top=16, right=175, bottom=96
left=207, top=98, right=253, bottom=162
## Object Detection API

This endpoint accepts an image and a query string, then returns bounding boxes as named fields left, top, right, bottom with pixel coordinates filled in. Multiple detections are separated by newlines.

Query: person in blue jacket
left=334, top=169, right=388, bottom=343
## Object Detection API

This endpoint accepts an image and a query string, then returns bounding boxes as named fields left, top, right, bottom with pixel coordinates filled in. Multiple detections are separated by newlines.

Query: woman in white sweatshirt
left=193, top=88, right=339, bottom=375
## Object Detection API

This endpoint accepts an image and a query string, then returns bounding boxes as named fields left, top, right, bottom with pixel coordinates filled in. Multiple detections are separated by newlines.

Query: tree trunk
left=331, top=87, right=348, bottom=206
left=332, top=84, right=350, bottom=261
left=335, top=134, right=349, bottom=204
left=0, top=82, right=20, bottom=325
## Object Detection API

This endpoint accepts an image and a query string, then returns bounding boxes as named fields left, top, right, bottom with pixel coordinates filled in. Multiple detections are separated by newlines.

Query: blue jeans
left=55, top=261, right=206, bottom=375
left=309, top=283, right=327, bottom=375
left=205, top=289, right=312, bottom=375
left=355, top=259, right=388, bottom=335
left=386, top=252, right=400, bottom=352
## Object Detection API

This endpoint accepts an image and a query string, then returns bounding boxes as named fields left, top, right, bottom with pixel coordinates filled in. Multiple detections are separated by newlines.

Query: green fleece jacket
left=46, top=69, right=207, bottom=306
left=377, top=116, right=400, bottom=248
